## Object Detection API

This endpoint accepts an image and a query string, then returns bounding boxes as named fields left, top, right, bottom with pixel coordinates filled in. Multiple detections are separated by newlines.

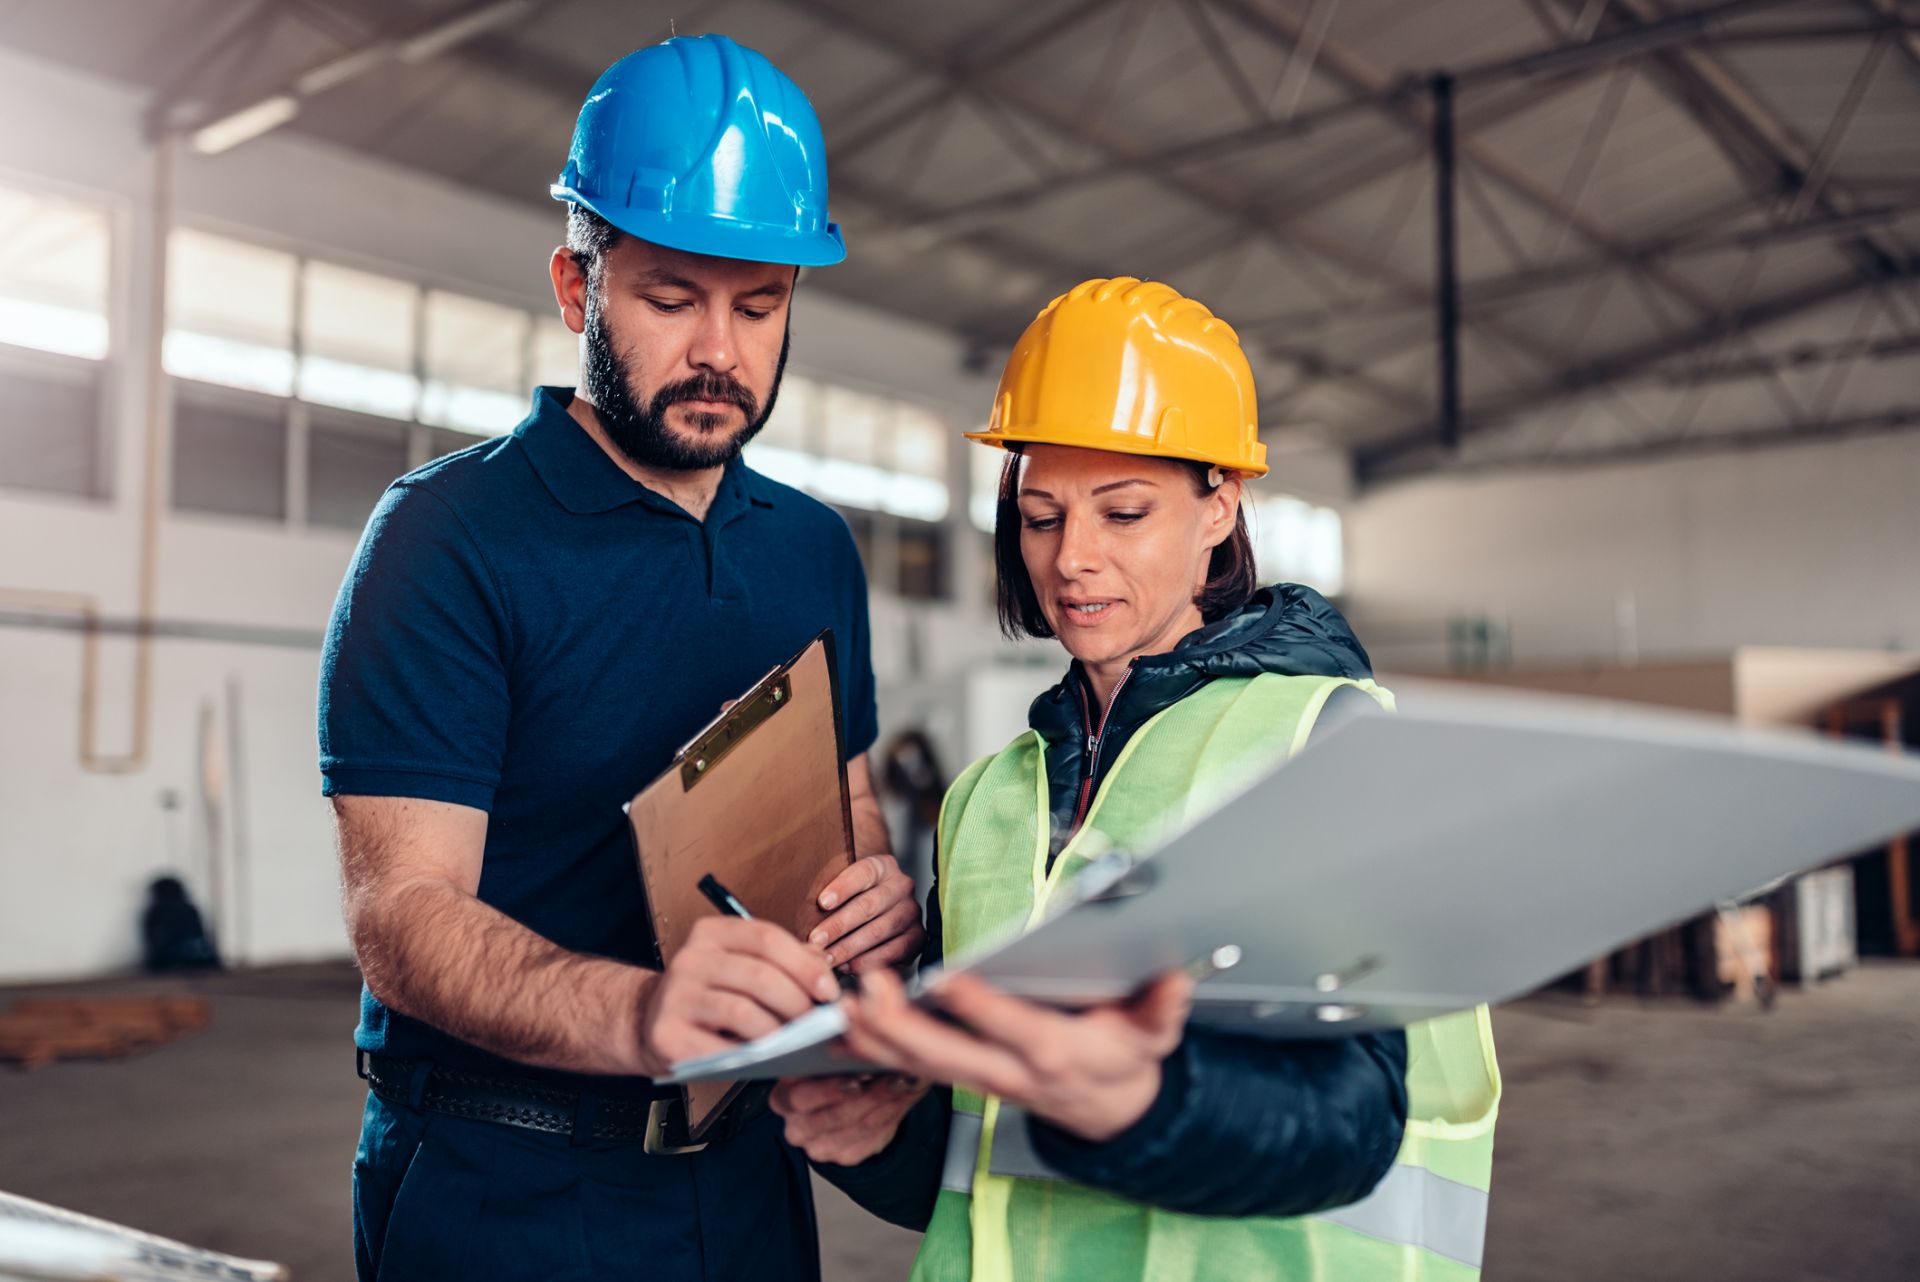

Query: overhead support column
left=1431, top=72, right=1462, bottom=452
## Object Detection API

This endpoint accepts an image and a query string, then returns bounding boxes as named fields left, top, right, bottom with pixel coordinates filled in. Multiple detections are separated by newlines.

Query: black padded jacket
left=816, top=585, right=1409, bottom=1229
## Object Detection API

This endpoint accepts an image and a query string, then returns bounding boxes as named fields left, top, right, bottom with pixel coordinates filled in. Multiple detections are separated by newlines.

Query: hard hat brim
left=551, top=187, right=847, bottom=268
left=962, top=428, right=1270, bottom=479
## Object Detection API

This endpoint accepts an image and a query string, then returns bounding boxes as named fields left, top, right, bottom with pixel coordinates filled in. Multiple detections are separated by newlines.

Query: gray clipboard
left=663, top=681, right=1920, bottom=1083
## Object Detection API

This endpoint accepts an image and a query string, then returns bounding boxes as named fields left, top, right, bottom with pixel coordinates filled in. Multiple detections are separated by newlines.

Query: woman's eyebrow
left=1018, top=479, right=1157, bottom=498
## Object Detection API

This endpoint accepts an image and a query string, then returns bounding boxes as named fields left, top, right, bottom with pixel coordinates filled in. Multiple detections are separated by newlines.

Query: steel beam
left=1211, top=0, right=1740, bottom=327
left=1597, top=0, right=1902, bottom=279
left=143, top=1, right=283, bottom=135
left=1240, top=200, right=1920, bottom=336
left=1856, top=0, right=1920, bottom=76
left=155, top=0, right=551, bottom=149
left=1650, top=330, right=1920, bottom=385
left=1356, top=260, right=1920, bottom=479
left=780, top=0, right=1581, bottom=374
left=1370, top=407, right=1920, bottom=482
left=828, top=0, right=1112, bottom=167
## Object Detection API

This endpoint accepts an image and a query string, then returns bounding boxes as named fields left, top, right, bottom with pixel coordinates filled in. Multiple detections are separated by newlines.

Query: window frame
left=0, top=170, right=127, bottom=506
left=154, top=220, right=565, bottom=534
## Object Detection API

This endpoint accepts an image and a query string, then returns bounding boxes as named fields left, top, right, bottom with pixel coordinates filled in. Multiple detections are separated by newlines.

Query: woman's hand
left=841, top=968, right=1193, bottom=1143
left=771, top=1072, right=930, bottom=1166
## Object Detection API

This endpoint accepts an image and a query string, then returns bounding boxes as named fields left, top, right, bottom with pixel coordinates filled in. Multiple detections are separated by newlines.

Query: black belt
left=358, top=1051, right=764, bottom=1154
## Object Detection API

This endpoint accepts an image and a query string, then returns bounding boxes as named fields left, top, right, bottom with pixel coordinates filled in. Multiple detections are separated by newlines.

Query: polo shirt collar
left=516, top=386, right=779, bottom=520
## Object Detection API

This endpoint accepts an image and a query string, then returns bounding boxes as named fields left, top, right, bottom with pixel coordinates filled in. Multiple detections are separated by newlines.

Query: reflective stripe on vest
left=940, top=1110, right=983, bottom=1192
left=940, top=1107, right=1488, bottom=1268
left=1317, top=1162, right=1489, bottom=1270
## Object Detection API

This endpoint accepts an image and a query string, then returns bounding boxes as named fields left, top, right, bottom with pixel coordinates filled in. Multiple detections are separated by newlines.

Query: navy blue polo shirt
left=318, top=386, right=878, bottom=1087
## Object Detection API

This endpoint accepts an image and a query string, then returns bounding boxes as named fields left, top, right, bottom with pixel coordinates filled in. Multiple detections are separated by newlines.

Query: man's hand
left=840, top=968, right=1191, bottom=1142
left=635, top=916, right=841, bottom=1076
left=810, top=854, right=925, bottom=973
left=771, top=1073, right=930, bottom=1166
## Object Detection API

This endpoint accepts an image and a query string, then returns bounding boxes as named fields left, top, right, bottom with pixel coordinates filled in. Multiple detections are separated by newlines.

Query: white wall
left=0, top=50, right=1006, bottom=981
left=1346, top=430, right=1920, bottom=668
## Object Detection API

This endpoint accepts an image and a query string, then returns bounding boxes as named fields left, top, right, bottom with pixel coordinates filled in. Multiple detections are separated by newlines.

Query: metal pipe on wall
left=0, top=589, right=112, bottom=767
left=1431, top=72, right=1462, bottom=453
left=116, top=136, right=174, bottom=774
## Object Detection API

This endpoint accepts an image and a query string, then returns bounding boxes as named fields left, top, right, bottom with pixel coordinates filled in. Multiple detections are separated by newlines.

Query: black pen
left=697, top=874, right=754, bottom=920
left=697, top=874, right=858, bottom=996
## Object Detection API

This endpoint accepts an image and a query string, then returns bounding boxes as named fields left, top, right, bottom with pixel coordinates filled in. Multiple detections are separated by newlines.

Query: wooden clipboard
left=626, top=631, right=855, bottom=1144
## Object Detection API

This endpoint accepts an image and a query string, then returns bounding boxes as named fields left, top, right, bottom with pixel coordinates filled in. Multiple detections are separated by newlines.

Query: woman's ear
left=1202, top=472, right=1244, bottom=550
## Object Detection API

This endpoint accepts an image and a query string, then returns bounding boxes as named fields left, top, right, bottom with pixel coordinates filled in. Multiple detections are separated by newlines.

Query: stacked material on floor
left=0, top=1189, right=285, bottom=1281
left=0, top=997, right=210, bottom=1070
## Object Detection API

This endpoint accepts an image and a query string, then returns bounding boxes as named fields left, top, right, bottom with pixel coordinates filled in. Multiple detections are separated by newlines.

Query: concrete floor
left=2, top=961, right=1915, bottom=1281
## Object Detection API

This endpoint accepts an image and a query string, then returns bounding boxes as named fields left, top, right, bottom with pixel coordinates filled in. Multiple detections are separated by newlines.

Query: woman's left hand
left=771, top=1072, right=930, bottom=1166
left=841, top=968, right=1193, bottom=1142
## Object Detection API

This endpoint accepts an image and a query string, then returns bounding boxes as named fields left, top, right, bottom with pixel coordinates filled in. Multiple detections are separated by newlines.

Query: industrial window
left=298, top=260, right=418, bottom=420
left=529, top=322, right=579, bottom=391
left=747, top=377, right=952, bottom=522
left=164, top=230, right=564, bottom=451
left=420, top=290, right=528, bottom=435
left=888, top=405, right=949, bottom=522
left=0, top=358, right=105, bottom=498
left=0, top=184, right=111, bottom=361
left=969, top=438, right=1004, bottom=532
left=307, top=415, right=407, bottom=531
left=1250, top=495, right=1344, bottom=597
left=839, top=507, right=876, bottom=575
left=163, top=230, right=297, bottom=395
left=171, top=392, right=287, bottom=521
left=427, top=426, right=481, bottom=463
left=814, top=385, right=888, bottom=511
left=897, top=519, right=949, bottom=601
left=744, top=374, right=818, bottom=491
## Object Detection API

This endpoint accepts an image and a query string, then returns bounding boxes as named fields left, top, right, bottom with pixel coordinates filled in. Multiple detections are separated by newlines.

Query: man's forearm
left=352, top=875, right=655, bottom=1077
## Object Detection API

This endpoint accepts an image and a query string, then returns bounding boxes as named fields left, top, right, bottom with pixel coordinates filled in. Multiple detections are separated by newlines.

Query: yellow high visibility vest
left=911, top=673, right=1501, bottom=1282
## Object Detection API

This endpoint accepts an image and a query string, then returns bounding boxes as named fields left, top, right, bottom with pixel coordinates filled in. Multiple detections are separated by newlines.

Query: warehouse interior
left=1, top=1, right=1917, bottom=1279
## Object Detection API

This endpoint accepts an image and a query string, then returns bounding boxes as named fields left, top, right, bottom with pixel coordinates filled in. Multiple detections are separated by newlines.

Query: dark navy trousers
left=353, top=1092, right=820, bottom=1281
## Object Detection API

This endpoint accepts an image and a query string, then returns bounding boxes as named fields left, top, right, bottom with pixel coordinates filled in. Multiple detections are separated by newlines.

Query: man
left=319, top=34, right=922, bottom=1282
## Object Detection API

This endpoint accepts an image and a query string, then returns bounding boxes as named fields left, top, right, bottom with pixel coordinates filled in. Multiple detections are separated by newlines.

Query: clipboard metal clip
left=1058, top=846, right=1153, bottom=913
left=679, top=674, right=792, bottom=790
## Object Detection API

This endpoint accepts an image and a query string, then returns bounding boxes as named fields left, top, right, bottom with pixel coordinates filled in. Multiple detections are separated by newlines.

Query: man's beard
left=581, top=301, right=790, bottom=472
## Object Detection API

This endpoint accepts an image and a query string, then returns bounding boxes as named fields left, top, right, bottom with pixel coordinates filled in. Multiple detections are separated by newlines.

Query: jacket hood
left=1029, top=583, right=1372, bottom=743
left=1150, top=582, right=1372, bottom=682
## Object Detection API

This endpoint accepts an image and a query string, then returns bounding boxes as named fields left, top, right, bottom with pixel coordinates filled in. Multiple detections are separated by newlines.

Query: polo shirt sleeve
left=318, top=481, right=511, bottom=811
left=836, top=523, right=880, bottom=760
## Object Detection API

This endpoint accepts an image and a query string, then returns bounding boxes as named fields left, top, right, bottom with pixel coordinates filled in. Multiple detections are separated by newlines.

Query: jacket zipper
left=1066, top=662, right=1135, bottom=841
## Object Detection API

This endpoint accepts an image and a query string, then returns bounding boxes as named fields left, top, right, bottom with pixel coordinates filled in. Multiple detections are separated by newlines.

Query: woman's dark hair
left=993, top=448, right=1258, bottom=640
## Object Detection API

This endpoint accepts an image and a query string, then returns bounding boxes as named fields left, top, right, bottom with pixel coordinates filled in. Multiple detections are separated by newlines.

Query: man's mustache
left=652, top=374, right=757, bottom=420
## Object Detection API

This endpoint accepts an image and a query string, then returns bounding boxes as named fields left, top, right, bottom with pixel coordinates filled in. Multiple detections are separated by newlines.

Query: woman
left=774, top=278, right=1500, bottom=1282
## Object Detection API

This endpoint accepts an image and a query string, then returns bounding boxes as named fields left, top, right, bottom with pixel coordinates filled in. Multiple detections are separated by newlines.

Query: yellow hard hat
left=965, top=276, right=1268, bottom=477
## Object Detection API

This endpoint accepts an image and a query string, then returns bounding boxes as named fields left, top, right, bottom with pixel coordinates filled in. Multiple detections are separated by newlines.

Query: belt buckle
left=643, top=1096, right=708, bottom=1156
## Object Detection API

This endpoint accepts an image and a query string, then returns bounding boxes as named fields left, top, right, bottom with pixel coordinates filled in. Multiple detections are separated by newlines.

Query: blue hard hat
left=551, top=34, right=845, bottom=267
